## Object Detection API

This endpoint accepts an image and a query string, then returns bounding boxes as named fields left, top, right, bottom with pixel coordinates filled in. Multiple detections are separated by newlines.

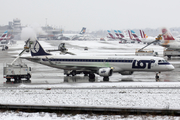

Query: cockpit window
left=158, top=60, right=168, bottom=63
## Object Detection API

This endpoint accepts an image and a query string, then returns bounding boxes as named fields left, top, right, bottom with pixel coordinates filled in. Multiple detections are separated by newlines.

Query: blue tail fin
left=30, top=40, right=51, bottom=56
left=79, top=27, right=86, bottom=34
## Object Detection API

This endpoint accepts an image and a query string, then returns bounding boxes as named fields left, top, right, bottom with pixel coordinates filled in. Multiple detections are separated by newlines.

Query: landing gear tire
left=27, top=74, right=31, bottom=80
left=167, top=55, right=171, bottom=59
left=103, top=77, right=109, bottom=82
left=6, top=78, right=11, bottom=82
left=14, top=76, right=22, bottom=83
left=89, top=73, right=95, bottom=82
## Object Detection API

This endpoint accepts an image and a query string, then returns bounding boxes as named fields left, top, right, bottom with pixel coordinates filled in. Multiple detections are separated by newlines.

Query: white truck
left=3, top=63, right=31, bottom=83
left=135, top=49, right=158, bottom=56
left=3, top=40, right=32, bottom=83
left=164, top=48, right=180, bottom=59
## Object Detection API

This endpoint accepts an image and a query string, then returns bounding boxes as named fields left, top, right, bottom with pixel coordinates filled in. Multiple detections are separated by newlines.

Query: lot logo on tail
left=31, top=41, right=40, bottom=53
left=30, top=40, right=51, bottom=56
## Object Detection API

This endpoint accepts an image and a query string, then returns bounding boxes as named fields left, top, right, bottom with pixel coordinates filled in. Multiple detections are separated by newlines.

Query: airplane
left=159, top=28, right=180, bottom=50
left=107, top=30, right=117, bottom=40
left=118, top=30, right=137, bottom=43
left=56, top=27, right=86, bottom=40
left=0, top=30, right=13, bottom=41
left=0, top=31, right=13, bottom=49
left=139, top=30, right=157, bottom=44
left=130, top=30, right=142, bottom=42
left=21, top=39, right=174, bottom=82
left=130, top=30, right=158, bottom=44
left=0, top=31, right=8, bottom=41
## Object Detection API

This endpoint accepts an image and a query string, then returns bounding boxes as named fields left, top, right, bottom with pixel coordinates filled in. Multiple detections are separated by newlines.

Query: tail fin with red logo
left=162, top=28, right=175, bottom=40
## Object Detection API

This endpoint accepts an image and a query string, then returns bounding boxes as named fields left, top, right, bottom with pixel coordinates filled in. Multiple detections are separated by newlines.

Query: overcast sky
left=1, top=0, right=180, bottom=31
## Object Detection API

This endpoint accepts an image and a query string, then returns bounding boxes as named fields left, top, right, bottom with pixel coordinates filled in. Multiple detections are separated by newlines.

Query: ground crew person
left=156, top=73, right=159, bottom=82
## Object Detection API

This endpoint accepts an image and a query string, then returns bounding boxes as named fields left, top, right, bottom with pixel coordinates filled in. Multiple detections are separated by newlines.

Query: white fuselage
left=27, top=55, right=174, bottom=73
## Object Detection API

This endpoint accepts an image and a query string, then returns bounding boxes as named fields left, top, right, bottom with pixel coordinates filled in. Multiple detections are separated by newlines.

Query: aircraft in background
left=56, top=27, right=86, bottom=40
left=0, top=31, right=8, bottom=41
left=131, top=30, right=156, bottom=44
left=114, top=30, right=131, bottom=43
left=139, top=30, right=156, bottom=43
left=107, top=30, right=117, bottom=40
left=159, top=28, right=180, bottom=50
left=22, top=39, right=174, bottom=82
left=0, top=30, right=13, bottom=41
left=0, top=31, right=14, bottom=50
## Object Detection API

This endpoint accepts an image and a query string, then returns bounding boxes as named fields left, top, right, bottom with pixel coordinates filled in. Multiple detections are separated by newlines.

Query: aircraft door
left=151, top=59, right=155, bottom=68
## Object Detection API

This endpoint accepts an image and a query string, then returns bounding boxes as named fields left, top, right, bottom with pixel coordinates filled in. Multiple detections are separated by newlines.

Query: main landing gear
left=103, top=77, right=109, bottom=82
left=64, top=70, right=110, bottom=82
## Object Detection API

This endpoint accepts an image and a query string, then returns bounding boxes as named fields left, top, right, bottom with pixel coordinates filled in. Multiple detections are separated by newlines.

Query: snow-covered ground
left=1, top=111, right=179, bottom=120
left=1, top=40, right=180, bottom=119
left=1, top=82, right=180, bottom=109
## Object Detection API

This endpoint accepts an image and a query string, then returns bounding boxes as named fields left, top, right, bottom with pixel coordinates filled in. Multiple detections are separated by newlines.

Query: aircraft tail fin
left=128, top=30, right=133, bottom=40
left=131, top=30, right=141, bottom=42
left=1, top=31, right=8, bottom=38
left=162, top=28, right=175, bottom=40
left=79, top=27, right=86, bottom=34
left=30, top=40, right=51, bottom=56
left=107, top=30, right=115, bottom=39
left=118, top=30, right=125, bottom=38
left=114, top=30, right=120, bottom=37
left=140, top=30, right=148, bottom=38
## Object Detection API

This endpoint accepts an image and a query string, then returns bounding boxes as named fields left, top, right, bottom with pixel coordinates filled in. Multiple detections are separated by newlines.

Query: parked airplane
left=131, top=30, right=156, bottom=44
left=0, top=31, right=8, bottom=41
left=159, top=28, right=180, bottom=50
left=139, top=30, right=156, bottom=44
left=116, top=30, right=135, bottom=43
left=56, top=27, right=86, bottom=40
left=114, top=30, right=127, bottom=42
left=107, top=30, right=117, bottom=39
left=22, top=39, right=174, bottom=82
left=0, top=31, right=13, bottom=50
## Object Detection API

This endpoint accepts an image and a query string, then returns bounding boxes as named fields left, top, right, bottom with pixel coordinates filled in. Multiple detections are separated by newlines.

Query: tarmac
left=0, top=40, right=180, bottom=85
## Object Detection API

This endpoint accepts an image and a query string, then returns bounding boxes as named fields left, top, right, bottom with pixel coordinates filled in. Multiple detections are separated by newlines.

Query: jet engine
left=119, top=71, right=134, bottom=75
left=98, top=68, right=113, bottom=77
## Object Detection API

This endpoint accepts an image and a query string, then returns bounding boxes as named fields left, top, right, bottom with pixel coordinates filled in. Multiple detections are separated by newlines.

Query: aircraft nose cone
left=168, top=65, right=175, bottom=71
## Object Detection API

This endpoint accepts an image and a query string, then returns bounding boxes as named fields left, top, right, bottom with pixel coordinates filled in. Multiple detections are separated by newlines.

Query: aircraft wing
left=20, top=57, right=41, bottom=62
left=21, top=56, right=112, bottom=71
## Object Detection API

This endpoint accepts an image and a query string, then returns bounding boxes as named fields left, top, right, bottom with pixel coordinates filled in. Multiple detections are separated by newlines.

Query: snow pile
left=18, top=82, right=180, bottom=88
left=1, top=87, right=180, bottom=109
left=0, top=111, right=179, bottom=120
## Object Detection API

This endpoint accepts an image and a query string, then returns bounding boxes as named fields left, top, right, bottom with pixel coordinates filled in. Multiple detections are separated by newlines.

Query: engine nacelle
left=98, top=68, right=113, bottom=77
left=119, top=71, right=134, bottom=75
